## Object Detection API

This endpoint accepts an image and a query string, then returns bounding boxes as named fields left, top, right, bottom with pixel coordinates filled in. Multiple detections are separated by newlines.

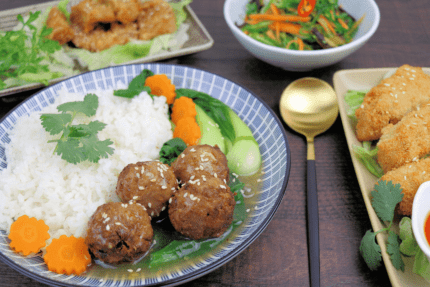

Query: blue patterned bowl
left=0, top=64, right=291, bottom=286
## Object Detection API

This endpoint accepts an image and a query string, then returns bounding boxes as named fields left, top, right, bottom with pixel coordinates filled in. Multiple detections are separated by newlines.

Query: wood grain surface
left=0, top=0, right=429, bottom=286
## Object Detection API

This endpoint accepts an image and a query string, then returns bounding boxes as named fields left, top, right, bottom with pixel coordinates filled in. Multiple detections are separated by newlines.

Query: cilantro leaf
left=56, top=137, right=87, bottom=164
left=387, top=231, right=405, bottom=271
left=360, top=229, right=382, bottom=271
left=371, top=180, right=404, bottom=222
left=57, top=93, right=98, bottom=117
left=159, top=138, right=187, bottom=165
left=79, top=136, right=114, bottom=163
left=0, top=11, right=63, bottom=90
left=40, top=94, right=114, bottom=164
left=40, top=113, right=72, bottom=135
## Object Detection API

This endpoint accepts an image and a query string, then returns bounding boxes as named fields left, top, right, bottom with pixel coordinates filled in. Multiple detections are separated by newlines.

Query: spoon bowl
left=280, top=78, right=339, bottom=140
left=279, top=77, right=338, bottom=287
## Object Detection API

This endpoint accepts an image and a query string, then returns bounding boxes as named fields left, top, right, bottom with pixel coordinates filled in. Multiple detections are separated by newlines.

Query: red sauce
left=424, top=212, right=430, bottom=245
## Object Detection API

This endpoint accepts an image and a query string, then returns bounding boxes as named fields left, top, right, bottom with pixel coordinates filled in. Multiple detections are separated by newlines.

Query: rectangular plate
left=333, top=67, right=430, bottom=287
left=0, top=0, right=214, bottom=97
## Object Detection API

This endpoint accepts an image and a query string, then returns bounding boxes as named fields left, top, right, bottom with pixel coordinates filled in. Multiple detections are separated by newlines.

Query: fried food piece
left=355, top=65, right=430, bottom=141
left=380, top=157, right=430, bottom=216
left=137, top=0, right=177, bottom=41
left=72, top=22, right=138, bottom=52
left=109, top=0, right=141, bottom=24
left=46, top=7, right=74, bottom=45
left=70, top=0, right=116, bottom=34
left=377, top=101, right=430, bottom=173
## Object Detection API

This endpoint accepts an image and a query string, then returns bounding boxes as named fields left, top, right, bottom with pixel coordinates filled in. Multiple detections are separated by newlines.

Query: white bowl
left=223, top=0, right=380, bottom=71
left=412, top=181, right=430, bottom=261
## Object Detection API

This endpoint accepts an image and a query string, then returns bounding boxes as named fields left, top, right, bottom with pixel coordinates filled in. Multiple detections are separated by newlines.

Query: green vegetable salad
left=241, top=0, right=362, bottom=51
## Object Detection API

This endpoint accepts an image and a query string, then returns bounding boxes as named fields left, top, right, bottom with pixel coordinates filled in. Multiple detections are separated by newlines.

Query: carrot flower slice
left=8, top=215, right=50, bottom=256
left=44, top=235, right=91, bottom=275
left=144, top=74, right=176, bottom=105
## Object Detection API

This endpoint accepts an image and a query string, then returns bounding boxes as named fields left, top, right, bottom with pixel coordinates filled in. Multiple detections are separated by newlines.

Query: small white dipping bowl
left=412, top=181, right=430, bottom=261
left=223, top=0, right=380, bottom=71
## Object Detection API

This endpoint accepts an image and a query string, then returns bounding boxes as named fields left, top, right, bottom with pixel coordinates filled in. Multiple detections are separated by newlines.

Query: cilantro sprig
left=0, top=11, right=62, bottom=89
left=40, top=94, right=114, bottom=164
left=360, top=180, right=405, bottom=271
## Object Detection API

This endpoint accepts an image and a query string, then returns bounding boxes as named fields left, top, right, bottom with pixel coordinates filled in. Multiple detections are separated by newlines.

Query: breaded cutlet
left=46, top=7, right=74, bottom=45
left=137, top=0, right=177, bottom=41
left=377, top=100, right=430, bottom=173
left=355, top=64, right=430, bottom=141
left=380, top=157, right=430, bottom=216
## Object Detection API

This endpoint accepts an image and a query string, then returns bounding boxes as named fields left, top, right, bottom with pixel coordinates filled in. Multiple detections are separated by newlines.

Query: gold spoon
left=279, top=77, right=338, bottom=287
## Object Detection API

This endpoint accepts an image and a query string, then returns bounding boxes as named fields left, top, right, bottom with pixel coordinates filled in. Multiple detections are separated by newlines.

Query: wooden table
left=0, top=0, right=429, bottom=286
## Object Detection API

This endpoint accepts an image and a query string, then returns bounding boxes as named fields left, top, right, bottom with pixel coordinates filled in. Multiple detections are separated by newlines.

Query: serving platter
left=334, top=67, right=430, bottom=287
left=0, top=0, right=214, bottom=97
left=0, top=63, right=291, bottom=286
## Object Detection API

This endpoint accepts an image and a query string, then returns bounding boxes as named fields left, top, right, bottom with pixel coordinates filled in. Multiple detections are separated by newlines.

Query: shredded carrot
left=144, top=74, right=176, bottom=105
left=270, top=3, right=280, bottom=15
left=173, top=116, right=201, bottom=146
left=245, top=19, right=261, bottom=25
left=44, top=235, right=91, bottom=275
left=274, top=21, right=281, bottom=40
left=248, top=14, right=311, bottom=22
left=296, top=38, right=305, bottom=50
left=269, top=22, right=302, bottom=35
left=286, top=38, right=304, bottom=50
left=338, top=18, right=349, bottom=29
left=171, top=96, right=197, bottom=125
left=266, top=29, right=277, bottom=41
left=8, top=215, right=50, bottom=256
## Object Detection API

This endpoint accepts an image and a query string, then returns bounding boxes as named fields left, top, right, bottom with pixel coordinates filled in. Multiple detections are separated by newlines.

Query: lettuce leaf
left=353, top=141, right=383, bottom=178
left=344, top=89, right=368, bottom=123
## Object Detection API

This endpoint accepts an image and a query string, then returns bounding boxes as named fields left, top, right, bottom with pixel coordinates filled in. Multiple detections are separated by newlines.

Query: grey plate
left=0, top=0, right=214, bottom=97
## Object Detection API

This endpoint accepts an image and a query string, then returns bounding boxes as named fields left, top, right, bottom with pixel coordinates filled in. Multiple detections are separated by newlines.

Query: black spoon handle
left=307, top=158, right=320, bottom=287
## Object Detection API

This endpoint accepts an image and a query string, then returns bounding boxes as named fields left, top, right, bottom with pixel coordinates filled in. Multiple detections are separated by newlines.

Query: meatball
left=85, top=201, right=153, bottom=264
left=171, top=145, right=229, bottom=184
left=168, top=176, right=236, bottom=240
left=116, top=161, right=178, bottom=218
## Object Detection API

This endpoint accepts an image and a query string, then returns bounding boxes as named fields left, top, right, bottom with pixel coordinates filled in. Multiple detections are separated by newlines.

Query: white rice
left=0, top=86, right=173, bottom=243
